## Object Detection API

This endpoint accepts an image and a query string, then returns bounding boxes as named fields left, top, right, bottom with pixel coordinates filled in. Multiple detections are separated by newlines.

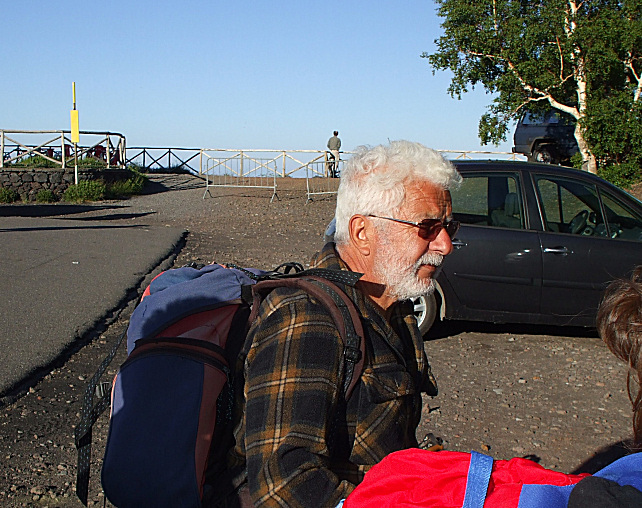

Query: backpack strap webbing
left=75, top=327, right=127, bottom=505
left=250, top=276, right=365, bottom=398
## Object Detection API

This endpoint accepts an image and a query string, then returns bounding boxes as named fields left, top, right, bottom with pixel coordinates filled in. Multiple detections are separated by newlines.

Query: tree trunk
left=574, top=123, right=597, bottom=174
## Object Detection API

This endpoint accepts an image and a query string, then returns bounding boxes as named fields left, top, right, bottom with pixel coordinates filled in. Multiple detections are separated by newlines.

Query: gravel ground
left=0, top=174, right=640, bottom=507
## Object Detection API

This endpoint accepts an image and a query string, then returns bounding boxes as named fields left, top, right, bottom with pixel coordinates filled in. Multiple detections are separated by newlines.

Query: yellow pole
left=70, top=82, right=79, bottom=184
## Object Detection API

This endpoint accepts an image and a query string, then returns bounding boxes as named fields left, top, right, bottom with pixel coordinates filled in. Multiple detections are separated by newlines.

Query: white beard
left=374, top=238, right=444, bottom=302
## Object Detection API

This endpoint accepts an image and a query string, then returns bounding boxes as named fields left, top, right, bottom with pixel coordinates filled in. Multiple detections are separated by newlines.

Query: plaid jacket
left=230, top=243, right=436, bottom=507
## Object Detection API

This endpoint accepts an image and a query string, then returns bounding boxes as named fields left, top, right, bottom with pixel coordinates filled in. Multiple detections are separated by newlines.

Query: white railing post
left=61, top=132, right=66, bottom=169
left=1, top=131, right=4, bottom=168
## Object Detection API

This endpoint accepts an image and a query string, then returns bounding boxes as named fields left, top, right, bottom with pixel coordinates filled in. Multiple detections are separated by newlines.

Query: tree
left=424, top=0, right=642, bottom=175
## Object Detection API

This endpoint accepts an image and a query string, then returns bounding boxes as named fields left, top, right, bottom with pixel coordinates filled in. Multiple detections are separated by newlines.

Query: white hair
left=334, top=140, right=462, bottom=245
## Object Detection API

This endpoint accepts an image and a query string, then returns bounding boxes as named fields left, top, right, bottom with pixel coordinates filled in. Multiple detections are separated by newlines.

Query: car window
left=598, top=190, right=642, bottom=241
left=451, top=173, right=524, bottom=229
left=521, top=112, right=545, bottom=125
left=535, top=176, right=606, bottom=235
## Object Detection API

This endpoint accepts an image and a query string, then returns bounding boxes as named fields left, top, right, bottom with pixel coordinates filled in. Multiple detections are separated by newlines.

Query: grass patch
left=10, top=155, right=58, bottom=168
left=0, top=187, right=20, bottom=203
left=63, top=180, right=107, bottom=202
left=36, top=189, right=57, bottom=203
left=105, top=173, right=147, bottom=199
left=62, top=170, right=147, bottom=202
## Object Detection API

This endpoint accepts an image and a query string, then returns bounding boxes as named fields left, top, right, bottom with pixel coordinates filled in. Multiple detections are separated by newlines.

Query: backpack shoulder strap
left=251, top=275, right=365, bottom=398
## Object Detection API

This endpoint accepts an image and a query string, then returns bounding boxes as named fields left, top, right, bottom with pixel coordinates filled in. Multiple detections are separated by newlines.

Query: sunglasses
left=368, top=215, right=460, bottom=241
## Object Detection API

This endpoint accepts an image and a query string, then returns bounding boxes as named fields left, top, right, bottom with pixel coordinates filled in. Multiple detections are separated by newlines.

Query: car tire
left=412, top=293, right=437, bottom=335
left=530, top=145, right=558, bottom=164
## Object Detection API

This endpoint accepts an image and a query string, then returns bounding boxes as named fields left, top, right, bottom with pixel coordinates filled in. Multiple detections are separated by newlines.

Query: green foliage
left=598, top=162, right=642, bottom=189
left=105, top=173, right=147, bottom=199
left=126, top=162, right=145, bottom=173
left=570, top=152, right=584, bottom=170
left=11, top=155, right=58, bottom=168
left=78, top=157, right=109, bottom=169
left=583, top=93, right=642, bottom=167
left=35, top=189, right=57, bottom=203
left=0, top=187, right=19, bottom=203
left=424, top=0, right=642, bottom=170
left=63, top=180, right=107, bottom=202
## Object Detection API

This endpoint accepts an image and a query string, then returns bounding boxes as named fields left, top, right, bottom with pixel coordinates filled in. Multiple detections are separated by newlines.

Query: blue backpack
left=75, top=263, right=365, bottom=507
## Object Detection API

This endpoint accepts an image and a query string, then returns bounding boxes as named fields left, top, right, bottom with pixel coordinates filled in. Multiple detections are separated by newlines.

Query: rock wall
left=0, top=168, right=127, bottom=202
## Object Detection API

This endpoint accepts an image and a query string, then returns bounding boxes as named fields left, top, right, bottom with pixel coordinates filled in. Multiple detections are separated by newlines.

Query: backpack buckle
left=344, top=345, right=362, bottom=363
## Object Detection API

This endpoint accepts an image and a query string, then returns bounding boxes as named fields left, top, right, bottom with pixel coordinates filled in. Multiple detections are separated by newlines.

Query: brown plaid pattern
left=231, top=244, right=435, bottom=507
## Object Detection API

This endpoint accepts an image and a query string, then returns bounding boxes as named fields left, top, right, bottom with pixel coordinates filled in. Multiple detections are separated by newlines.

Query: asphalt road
left=0, top=206, right=185, bottom=399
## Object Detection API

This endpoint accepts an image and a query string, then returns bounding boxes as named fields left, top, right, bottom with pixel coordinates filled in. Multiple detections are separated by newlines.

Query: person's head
left=597, top=266, right=642, bottom=448
left=334, top=140, right=461, bottom=305
left=334, top=131, right=339, bottom=136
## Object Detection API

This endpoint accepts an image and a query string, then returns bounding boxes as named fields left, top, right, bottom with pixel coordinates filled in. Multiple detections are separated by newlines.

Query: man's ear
left=348, top=215, right=371, bottom=256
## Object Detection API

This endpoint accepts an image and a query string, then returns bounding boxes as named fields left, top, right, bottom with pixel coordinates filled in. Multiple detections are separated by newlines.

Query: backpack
left=342, top=448, right=642, bottom=508
left=74, top=262, right=366, bottom=507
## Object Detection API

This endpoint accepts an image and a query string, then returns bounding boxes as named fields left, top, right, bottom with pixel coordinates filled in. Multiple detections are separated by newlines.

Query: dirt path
left=0, top=174, right=637, bottom=506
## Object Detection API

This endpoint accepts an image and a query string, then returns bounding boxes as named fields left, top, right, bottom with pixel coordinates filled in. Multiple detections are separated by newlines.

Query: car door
left=444, top=171, right=541, bottom=319
left=534, top=174, right=642, bottom=324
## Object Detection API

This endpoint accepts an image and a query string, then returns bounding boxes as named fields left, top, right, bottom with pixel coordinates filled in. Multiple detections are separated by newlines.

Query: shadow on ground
left=0, top=203, right=126, bottom=218
left=571, top=440, right=633, bottom=474
left=425, top=319, right=599, bottom=341
left=140, top=172, right=204, bottom=194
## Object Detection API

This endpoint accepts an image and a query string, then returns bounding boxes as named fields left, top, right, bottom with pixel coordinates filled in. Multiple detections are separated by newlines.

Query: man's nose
left=429, top=227, right=454, bottom=256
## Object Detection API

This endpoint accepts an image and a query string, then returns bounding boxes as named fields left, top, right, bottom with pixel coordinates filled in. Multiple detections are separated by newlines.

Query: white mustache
left=412, top=252, right=444, bottom=271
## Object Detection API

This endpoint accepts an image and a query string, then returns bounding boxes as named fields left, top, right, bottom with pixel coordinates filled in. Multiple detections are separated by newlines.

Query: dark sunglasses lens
left=418, top=219, right=460, bottom=240
left=445, top=220, right=460, bottom=239
left=417, top=219, right=442, bottom=240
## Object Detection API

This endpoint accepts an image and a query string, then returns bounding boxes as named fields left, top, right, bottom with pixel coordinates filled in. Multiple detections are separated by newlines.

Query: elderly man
left=224, top=141, right=461, bottom=507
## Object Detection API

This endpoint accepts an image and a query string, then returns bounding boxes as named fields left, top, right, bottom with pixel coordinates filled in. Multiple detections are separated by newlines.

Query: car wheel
left=531, top=146, right=557, bottom=164
left=412, top=293, right=437, bottom=335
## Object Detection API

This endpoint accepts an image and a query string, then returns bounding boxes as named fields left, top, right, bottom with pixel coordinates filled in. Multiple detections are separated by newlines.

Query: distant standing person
left=327, top=130, right=341, bottom=177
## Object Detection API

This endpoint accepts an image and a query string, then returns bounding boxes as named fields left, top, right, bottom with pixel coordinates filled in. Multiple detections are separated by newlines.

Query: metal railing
left=201, top=150, right=280, bottom=201
left=199, top=149, right=347, bottom=178
left=199, top=149, right=350, bottom=201
left=197, top=148, right=526, bottom=201
left=125, top=147, right=201, bottom=173
left=305, top=160, right=344, bottom=202
left=1, top=130, right=126, bottom=169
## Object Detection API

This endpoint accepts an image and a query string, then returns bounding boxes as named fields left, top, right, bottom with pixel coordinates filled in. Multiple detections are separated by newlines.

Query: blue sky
left=2, top=1, right=514, bottom=154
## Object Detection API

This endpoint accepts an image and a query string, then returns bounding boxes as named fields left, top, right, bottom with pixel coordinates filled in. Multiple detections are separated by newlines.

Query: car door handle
left=451, top=239, right=467, bottom=249
left=543, top=246, right=570, bottom=255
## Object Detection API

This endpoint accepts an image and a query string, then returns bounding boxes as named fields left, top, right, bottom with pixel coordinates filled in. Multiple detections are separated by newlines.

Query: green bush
left=0, top=187, right=19, bottom=203
left=78, top=157, right=108, bottom=169
left=63, top=180, right=107, bottom=202
left=106, top=173, right=147, bottom=199
left=36, top=189, right=57, bottom=203
left=11, top=154, right=58, bottom=168
left=598, top=162, right=642, bottom=189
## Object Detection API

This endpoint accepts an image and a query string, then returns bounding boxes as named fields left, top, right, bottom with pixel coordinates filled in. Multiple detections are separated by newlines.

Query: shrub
left=36, top=189, right=57, bottom=203
left=106, top=173, right=147, bottom=199
left=63, top=180, right=107, bottom=202
left=78, top=157, right=108, bottom=169
left=0, top=187, right=19, bottom=203
left=11, top=154, right=58, bottom=168
left=598, top=162, right=642, bottom=190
